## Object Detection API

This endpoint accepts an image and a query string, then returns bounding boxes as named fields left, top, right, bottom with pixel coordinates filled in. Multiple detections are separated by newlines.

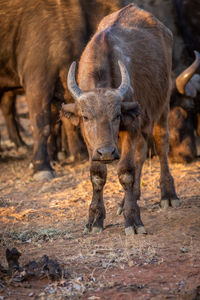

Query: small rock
left=77, top=276, right=83, bottom=281
left=39, top=292, right=45, bottom=297
left=128, top=260, right=134, bottom=267
left=180, top=247, right=189, bottom=253
left=44, top=286, right=55, bottom=294
left=73, top=283, right=82, bottom=291
left=177, top=280, right=186, bottom=287
left=28, top=292, right=34, bottom=297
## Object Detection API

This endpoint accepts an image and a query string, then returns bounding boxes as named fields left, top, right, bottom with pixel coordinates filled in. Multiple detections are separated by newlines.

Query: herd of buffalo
left=0, top=1, right=199, bottom=234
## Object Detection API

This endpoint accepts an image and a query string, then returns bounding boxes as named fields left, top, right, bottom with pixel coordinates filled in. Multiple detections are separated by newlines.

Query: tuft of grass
left=2, top=227, right=72, bottom=244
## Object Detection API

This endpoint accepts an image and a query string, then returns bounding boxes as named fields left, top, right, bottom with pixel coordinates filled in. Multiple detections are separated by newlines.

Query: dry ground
left=0, top=102, right=200, bottom=299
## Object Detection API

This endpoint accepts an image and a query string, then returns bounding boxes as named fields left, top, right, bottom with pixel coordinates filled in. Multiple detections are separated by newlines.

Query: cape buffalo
left=62, top=4, right=179, bottom=235
left=169, top=51, right=200, bottom=163
left=0, top=0, right=87, bottom=180
left=174, top=0, right=200, bottom=55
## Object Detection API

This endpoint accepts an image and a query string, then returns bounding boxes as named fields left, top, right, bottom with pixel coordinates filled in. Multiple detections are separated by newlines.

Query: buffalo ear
left=120, top=102, right=141, bottom=131
left=185, top=82, right=197, bottom=98
left=61, top=103, right=80, bottom=126
left=121, top=102, right=141, bottom=118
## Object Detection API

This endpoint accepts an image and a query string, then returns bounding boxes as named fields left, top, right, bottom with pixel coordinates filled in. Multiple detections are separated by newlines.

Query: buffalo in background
left=169, top=51, right=200, bottom=163
left=0, top=0, right=133, bottom=180
left=0, top=0, right=86, bottom=180
left=173, top=0, right=200, bottom=56
left=133, top=0, right=200, bottom=163
left=169, top=0, right=200, bottom=162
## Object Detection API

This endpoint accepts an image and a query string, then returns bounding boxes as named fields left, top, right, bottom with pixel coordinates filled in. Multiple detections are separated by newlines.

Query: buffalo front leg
left=153, top=109, right=180, bottom=209
left=117, top=133, right=147, bottom=215
left=118, top=132, right=146, bottom=235
left=84, top=162, right=107, bottom=234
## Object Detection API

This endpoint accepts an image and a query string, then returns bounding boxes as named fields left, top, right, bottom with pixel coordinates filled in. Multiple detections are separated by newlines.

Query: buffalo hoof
left=170, top=199, right=180, bottom=208
left=160, top=199, right=169, bottom=210
left=33, top=170, right=56, bottom=181
left=29, top=162, right=34, bottom=169
left=65, top=155, right=76, bottom=164
left=17, top=146, right=28, bottom=154
left=57, top=151, right=66, bottom=161
left=135, top=226, right=147, bottom=234
left=83, top=226, right=90, bottom=235
left=125, top=227, right=135, bottom=236
left=83, top=225, right=103, bottom=234
left=92, top=226, right=103, bottom=234
left=117, top=206, right=123, bottom=216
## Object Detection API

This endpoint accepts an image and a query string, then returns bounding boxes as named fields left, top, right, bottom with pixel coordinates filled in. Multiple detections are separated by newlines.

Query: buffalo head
left=62, top=61, right=141, bottom=163
left=176, top=50, right=200, bottom=98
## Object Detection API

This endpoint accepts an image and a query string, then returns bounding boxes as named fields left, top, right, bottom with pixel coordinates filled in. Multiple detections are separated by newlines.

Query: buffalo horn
left=176, top=50, right=200, bottom=95
left=116, top=60, right=131, bottom=99
left=67, top=61, right=82, bottom=100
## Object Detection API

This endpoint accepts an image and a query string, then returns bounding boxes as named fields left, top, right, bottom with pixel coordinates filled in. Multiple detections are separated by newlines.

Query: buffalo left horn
left=116, top=60, right=131, bottom=99
left=176, top=50, right=200, bottom=95
left=67, top=61, right=83, bottom=100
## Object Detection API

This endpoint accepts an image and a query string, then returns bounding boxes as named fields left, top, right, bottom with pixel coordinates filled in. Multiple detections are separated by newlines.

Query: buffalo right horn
left=176, top=50, right=200, bottom=95
left=116, top=60, right=131, bottom=99
left=67, top=61, right=83, bottom=100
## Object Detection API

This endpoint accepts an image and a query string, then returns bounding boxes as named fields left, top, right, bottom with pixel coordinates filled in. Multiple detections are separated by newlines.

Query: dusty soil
left=0, top=101, right=200, bottom=300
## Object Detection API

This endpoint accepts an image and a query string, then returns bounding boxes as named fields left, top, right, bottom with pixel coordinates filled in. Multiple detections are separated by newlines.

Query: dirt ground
left=0, top=100, right=200, bottom=300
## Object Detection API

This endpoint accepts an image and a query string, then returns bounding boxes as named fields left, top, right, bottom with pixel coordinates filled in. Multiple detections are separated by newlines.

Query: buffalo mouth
left=92, top=157, right=120, bottom=164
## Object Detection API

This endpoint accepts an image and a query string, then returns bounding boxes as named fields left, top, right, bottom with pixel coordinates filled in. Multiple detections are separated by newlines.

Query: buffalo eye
left=113, top=114, right=121, bottom=122
left=82, top=116, right=89, bottom=122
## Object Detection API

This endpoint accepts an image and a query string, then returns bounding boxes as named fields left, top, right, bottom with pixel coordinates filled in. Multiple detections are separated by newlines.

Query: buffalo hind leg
left=133, top=133, right=148, bottom=200
left=84, top=162, right=107, bottom=234
left=0, top=91, right=26, bottom=149
left=62, top=118, right=87, bottom=163
left=118, top=132, right=146, bottom=235
left=26, top=83, right=55, bottom=181
left=47, top=104, right=62, bottom=162
left=153, top=109, right=179, bottom=209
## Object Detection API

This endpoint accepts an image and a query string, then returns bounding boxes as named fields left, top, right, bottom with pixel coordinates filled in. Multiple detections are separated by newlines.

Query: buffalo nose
left=93, top=146, right=119, bottom=161
left=97, top=147, right=115, bottom=156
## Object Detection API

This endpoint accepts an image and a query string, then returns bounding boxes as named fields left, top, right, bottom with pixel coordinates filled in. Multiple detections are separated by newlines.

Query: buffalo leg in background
left=26, top=75, right=55, bottom=180
left=0, top=91, right=26, bottom=148
left=62, top=117, right=87, bottom=163
left=47, top=104, right=62, bottom=162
